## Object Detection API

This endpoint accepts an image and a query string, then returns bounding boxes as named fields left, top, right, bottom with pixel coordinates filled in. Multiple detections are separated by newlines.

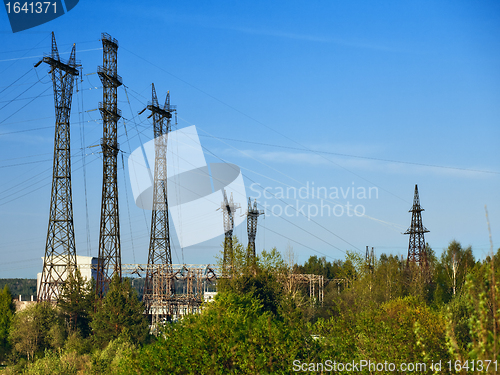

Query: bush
left=128, top=292, right=320, bottom=374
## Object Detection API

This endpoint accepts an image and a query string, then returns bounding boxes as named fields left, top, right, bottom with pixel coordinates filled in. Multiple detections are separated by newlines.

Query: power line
left=0, top=33, right=50, bottom=75
left=258, top=223, right=339, bottom=261
left=0, top=80, right=40, bottom=112
left=0, top=68, right=34, bottom=95
left=0, top=86, right=52, bottom=126
left=127, top=108, right=353, bottom=257
left=0, top=47, right=103, bottom=63
left=0, top=159, right=51, bottom=168
left=0, top=126, right=52, bottom=136
left=0, top=116, right=54, bottom=126
left=185, top=134, right=361, bottom=253
left=0, top=40, right=98, bottom=55
left=198, top=134, right=500, bottom=176
left=121, top=46, right=409, bottom=204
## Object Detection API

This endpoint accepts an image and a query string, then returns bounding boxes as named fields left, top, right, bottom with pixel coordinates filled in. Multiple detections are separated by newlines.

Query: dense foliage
left=0, top=285, right=15, bottom=364
left=90, top=274, right=149, bottom=348
left=1, top=240, right=499, bottom=374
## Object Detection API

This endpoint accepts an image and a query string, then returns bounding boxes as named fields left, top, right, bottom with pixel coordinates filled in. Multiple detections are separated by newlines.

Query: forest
left=0, top=239, right=498, bottom=374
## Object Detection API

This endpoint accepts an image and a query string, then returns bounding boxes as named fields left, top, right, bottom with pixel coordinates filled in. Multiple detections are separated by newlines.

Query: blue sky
left=0, top=0, right=499, bottom=278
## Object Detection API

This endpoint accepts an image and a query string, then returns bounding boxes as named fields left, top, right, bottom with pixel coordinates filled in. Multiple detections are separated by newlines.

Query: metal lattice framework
left=96, top=33, right=123, bottom=297
left=37, top=33, right=79, bottom=302
left=80, top=262, right=327, bottom=320
left=141, top=85, right=177, bottom=324
left=219, top=190, right=240, bottom=267
left=246, top=198, right=264, bottom=263
left=405, top=184, right=429, bottom=269
left=286, top=274, right=325, bottom=305
left=129, top=264, right=217, bottom=326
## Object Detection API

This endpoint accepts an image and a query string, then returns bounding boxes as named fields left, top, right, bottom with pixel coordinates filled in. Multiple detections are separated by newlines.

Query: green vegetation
left=0, top=285, right=15, bottom=364
left=90, top=274, right=149, bottom=348
left=1, top=240, right=499, bottom=374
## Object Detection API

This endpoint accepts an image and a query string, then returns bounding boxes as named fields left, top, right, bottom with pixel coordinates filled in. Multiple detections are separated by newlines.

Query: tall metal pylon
left=36, top=33, right=79, bottom=302
left=218, top=190, right=240, bottom=267
left=141, top=85, right=176, bottom=323
left=96, top=33, right=122, bottom=297
left=246, top=198, right=264, bottom=263
left=404, top=184, right=429, bottom=269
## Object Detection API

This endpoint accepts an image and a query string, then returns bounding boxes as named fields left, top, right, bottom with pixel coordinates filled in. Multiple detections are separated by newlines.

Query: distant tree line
left=0, top=280, right=36, bottom=299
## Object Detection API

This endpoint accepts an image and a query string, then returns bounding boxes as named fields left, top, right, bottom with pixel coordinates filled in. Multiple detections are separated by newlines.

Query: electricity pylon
left=218, top=190, right=240, bottom=268
left=246, top=198, right=264, bottom=264
left=96, top=33, right=122, bottom=297
left=36, top=33, right=79, bottom=302
left=405, top=184, right=429, bottom=270
left=140, top=84, right=176, bottom=324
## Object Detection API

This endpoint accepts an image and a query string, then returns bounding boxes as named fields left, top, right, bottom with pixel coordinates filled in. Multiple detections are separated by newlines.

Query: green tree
left=445, top=290, right=473, bottom=359
left=434, top=241, right=475, bottom=304
left=0, top=285, right=15, bottom=363
left=9, top=302, right=66, bottom=361
left=294, top=255, right=354, bottom=280
left=374, top=253, right=405, bottom=303
left=222, top=270, right=283, bottom=315
left=127, top=292, right=320, bottom=374
left=446, top=254, right=500, bottom=373
left=57, top=269, right=94, bottom=337
left=355, top=296, right=451, bottom=372
left=90, top=275, right=149, bottom=348
left=217, top=238, right=289, bottom=315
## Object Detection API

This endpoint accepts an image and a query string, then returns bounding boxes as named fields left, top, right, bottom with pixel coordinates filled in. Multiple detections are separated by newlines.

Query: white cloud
left=221, top=147, right=496, bottom=179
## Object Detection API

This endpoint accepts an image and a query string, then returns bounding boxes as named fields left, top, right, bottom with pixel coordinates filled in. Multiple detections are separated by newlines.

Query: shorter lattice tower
left=218, top=190, right=240, bottom=268
left=404, top=184, right=429, bottom=270
left=37, top=33, right=79, bottom=302
left=246, top=198, right=264, bottom=264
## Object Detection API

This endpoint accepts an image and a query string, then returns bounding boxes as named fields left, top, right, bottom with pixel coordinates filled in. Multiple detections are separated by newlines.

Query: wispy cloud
left=134, top=7, right=413, bottom=53
left=223, top=25, right=409, bottom=53
left=221, top=147, right=496, bottom=179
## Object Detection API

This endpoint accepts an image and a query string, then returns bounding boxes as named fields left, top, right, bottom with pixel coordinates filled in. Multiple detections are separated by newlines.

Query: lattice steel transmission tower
left=36, top=33, right=79, bottom=302
left=96, top=33, right=123, bottom=297
left=246, top=198, right=264, bottom=263
left=404, top=184, right=429, bottom=269
left=141, top=85, right=176, bottom=323
left=219, top=190, right=240, bottom=267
